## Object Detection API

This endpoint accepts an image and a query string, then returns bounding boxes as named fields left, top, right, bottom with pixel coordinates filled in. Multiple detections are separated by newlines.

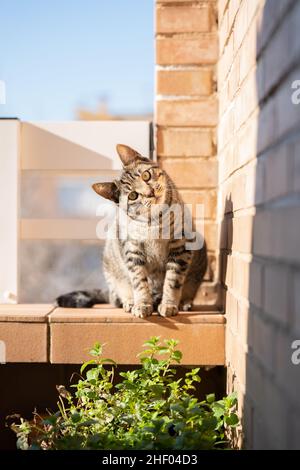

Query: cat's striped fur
left=56, top=144, right=207, bottom=318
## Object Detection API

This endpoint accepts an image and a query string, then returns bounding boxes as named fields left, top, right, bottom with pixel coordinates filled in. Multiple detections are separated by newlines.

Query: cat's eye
left=142, top=170, right=151, bottom=182
left=128, top=191, right=138, bottom=201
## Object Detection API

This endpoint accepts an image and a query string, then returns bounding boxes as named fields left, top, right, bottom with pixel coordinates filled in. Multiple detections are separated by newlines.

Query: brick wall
left=155, top=0, right=219, bottom=303
left=218, top=0, right=300, bottom=449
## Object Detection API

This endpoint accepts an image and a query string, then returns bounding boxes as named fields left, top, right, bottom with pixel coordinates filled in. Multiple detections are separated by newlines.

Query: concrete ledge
left=0, top=304, right=225, bottom=365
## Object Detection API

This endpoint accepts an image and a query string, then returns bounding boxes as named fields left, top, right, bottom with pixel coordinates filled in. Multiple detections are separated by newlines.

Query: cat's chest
left=144, top=240, right=168, bottom=269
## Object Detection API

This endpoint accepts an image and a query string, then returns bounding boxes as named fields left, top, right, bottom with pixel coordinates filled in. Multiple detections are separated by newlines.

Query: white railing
left=0, top=119, right=152, bottom=303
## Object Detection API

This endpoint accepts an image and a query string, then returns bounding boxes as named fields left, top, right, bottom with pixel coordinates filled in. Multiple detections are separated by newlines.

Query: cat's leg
left=124, top=241, right=153, bottom=318
left=103, top=240, right=134, bottom=312
left=105, top=269, right=134, bottom=312
left=158, top=241, right=192, bottom=317
left=148, top=269, right=164, bottom=311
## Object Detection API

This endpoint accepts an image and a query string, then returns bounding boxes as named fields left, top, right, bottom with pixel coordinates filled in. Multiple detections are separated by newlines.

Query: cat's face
left=92, top=145, right=168, bottom=218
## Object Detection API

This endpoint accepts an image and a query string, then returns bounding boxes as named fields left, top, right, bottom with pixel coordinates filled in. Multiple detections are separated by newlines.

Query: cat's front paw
left=132, top=303, right=153, bottom=318
left=158, top=303, right=178, bottom=317
left=123, top=300, right=134, bottom=313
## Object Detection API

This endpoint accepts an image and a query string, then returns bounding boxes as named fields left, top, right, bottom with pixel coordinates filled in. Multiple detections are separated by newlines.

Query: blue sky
left=0, top=0, right=154, bottom=120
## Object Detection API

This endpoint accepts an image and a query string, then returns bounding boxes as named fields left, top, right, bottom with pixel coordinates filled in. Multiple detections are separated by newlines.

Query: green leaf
left=89, top=342, right=102, bottom=357
left=102, top=358, right=117, bottom=366
left=158, top=348, right=169, bottom=355
left=225, top=392, right=238, bottom=408
left=71, top=412, right=81, bottom=423
left=206, top=393, right=215, bottom=403
left=225, top=413, right=239, bottom=427
left=80, top=359, right=96, bottom=374
left=172, top=350, right=183, bottom=362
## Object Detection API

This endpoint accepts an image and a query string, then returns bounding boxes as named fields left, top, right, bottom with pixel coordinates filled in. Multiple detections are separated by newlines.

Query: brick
left=254, top=377, right=288, bottom=449
left=252, top=312, right=275, bottom=373
left=219, top=8, right=229, bottom=54
left=232, top=215, right=253, bottom=254
left=49, top=307, right=225, bottom=365
left=218, top=142, right=235, bottom=182
left=224, top=252, right=233, bottom=288
left=0, top=303, right=53, bottom=322
left=179, top=189, right=216, bottom=219
left=257, top=0, right=296, bottom=57
left=218, top=0, right=229, bottom=25
left=221, top=159, right=264, bottom=213
left=246, top=354, right=265, bottom=406
left=194, top=280, right=220, bottom=306
left=226, top=328, right=237, bottom=368
left=233, top=0, right=248, bottom=54
left=227, top=56, right=240, bottom=101
left=156, top=35, right=218, bottom=65
left=218, top=33, right=234, bottom=82
left=235, top=341, right=247, bottom=388
left=226, top=290, right=238, bottom=335
left=293, top=271, right=300, bottom=335
left=262, top=6, right=291, bottom=98
left=237, top=301, right=252, bottom=349
left=276, top=329, right=300, bottom=406
left=264, top=144, right=292, bottom=202
left=239, top=21, right=257, bottom=86
left=231, top=256, right=250, bottom=300
left=249, top=261, right=263, bottom=309
left=0, top=323, right=48, bottom=362
left=256, top=97, right=277, bottom=156
left=219, top=213, right=233, bottom=250
left=156, top=99, right=218, bottom=126
left=157, top=127, right=213, bottom=157
left=264, top=264, right=290, bottom=326
left=253, top=207, right=300, bottom=264
left=158, top=157, right=217, bottom=188
left=243, top=396, right=254, bottom=449
left=218, top=106, right=234, bottom=151
left=276, top=68, right=300, bottom=142
left=237, top=112, right=259, bottom=167
left=157, top=69, right=213, bottom=96
left=252, top=412, right=271, bottom=450
left=204, top=222, right=217, bottom=250
left=0, top=304, right=52, bottom=362
left=290, top=411, right=300, bottom=450
left=227, top=0, right=240, bottom=35
left=293, top=137, right=300, bottom=191
left=156, top=5, right=211, bottom=34
left=233, top=69, right=258, bottom=133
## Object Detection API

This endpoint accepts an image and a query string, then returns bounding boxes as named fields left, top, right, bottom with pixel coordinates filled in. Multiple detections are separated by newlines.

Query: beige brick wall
left=155, top=0, right=219, bottom=303
left=218, top=0, right=300, bottom=449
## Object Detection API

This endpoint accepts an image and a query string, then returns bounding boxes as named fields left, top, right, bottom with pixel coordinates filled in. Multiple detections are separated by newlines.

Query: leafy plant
left=10, top=337, right=238, bottom=450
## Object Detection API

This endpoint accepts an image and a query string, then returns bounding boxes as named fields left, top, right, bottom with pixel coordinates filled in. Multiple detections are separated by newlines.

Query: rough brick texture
left=155, top=0, right=219, bottom=305
left=218, top=0, right=300, bottom=450
left=157, top=69, right=213, bottom=96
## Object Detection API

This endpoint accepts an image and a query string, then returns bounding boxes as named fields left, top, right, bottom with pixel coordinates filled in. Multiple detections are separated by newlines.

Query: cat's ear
left=116, top=144, right=147, bottom=166
left=92, top=182, right=119, bottom=203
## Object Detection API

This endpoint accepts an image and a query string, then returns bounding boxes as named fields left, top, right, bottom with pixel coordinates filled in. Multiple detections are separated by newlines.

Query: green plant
left=10, top=337, right=238, bottom=450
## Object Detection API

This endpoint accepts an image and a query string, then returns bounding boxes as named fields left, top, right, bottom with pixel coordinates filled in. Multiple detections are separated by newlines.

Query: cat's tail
left=55, top=289, right=108, bottom=308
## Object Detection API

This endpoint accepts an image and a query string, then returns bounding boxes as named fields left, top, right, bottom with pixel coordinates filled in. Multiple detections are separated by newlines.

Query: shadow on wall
left=246, top=0, right=300, bottom=450
left=220, top=0, right=300, bottom=449
left=218, top=195, right=233, bottom=310
left=246, top=0, right=300, bottom=449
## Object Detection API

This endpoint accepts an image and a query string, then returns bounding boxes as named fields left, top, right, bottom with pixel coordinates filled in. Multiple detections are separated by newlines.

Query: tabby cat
left=56, top=144, right=207, bottom=318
